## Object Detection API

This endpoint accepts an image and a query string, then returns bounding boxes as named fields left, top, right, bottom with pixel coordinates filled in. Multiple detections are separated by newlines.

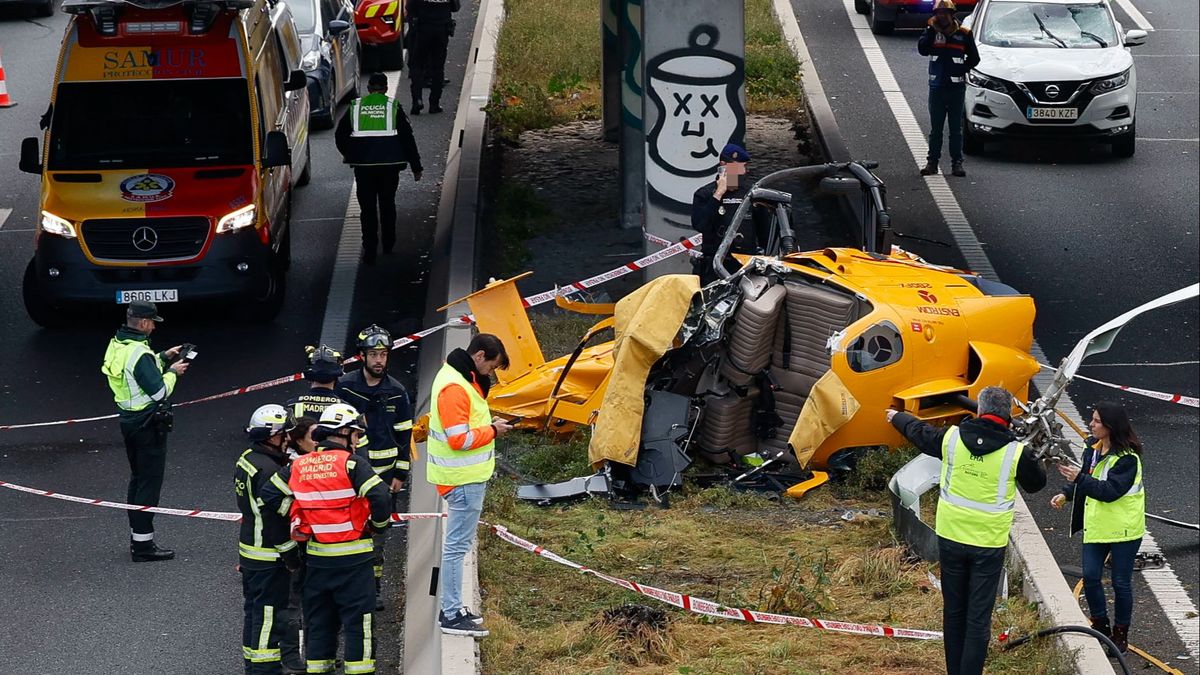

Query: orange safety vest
left=287, top=450, right=371, bottom=544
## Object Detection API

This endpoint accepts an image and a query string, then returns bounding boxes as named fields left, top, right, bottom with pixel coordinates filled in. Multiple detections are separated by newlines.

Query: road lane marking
left=836, top=0, right=1199, bottom=660
left=1083, top=360, right=1200, bottom=367
left=1114, top=0, right=1154, bottom=31
left=0, top=208, right=11, bottom=230
left=1137, top=137, right=1200, bottom=142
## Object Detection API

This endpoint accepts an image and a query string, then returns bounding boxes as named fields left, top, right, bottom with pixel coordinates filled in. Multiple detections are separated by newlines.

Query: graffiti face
left=645, top=25, right=745, bottom=213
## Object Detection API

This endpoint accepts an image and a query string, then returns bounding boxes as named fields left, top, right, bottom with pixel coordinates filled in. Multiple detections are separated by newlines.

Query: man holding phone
left=101, top=301, right=191, bottom=562
left=426, top=333, right=511, bottom=637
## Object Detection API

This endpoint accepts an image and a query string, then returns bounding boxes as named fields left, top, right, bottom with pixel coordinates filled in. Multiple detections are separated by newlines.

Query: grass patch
left=490, top=0, right=805, bottom=140
left=479, top=450, right=1071, bottom=674
left=493, top=180, right=556, bottom=274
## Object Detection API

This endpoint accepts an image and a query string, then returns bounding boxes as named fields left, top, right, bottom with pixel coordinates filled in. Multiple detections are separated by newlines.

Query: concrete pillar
left=617, top=0, right=644, bottom=230
left=641, top=1, right=745, bottom=276
left=601, top=0, right=620, bottom=143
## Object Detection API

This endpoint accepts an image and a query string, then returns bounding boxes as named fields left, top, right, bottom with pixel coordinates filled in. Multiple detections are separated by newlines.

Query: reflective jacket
left=936, top=426, right=1023, bottom=548
left=260, top=442, right=391, bottom=568
left=234, top=447, right=298, bottom=569
left=337, top=370, right=414, bottom=479
left=285, top=387, right=344, bottom=421
left=101, top=326, right=177, bottom=427
left=427, top=356, right=496, bottom=487
left=334, top=93, right=424, bottom=170
left=1062, top=442, right=1145, bottom=543
left=917, top=23, right=980, bottom=88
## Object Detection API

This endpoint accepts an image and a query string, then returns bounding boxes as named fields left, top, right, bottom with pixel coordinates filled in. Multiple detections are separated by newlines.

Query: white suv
left=963, top=0, right=1147, bottom=157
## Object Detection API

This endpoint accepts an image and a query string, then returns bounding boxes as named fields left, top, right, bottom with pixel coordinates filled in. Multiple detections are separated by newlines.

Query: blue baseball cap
left=720, top=143, right=750, bottom=163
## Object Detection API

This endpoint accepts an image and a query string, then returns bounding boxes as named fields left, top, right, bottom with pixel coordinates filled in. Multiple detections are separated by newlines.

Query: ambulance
left=18, top=0, right=311, bottom=326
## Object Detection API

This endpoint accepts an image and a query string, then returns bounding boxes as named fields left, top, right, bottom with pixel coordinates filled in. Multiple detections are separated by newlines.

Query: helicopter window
left=846, top=321, right=903, bottom=372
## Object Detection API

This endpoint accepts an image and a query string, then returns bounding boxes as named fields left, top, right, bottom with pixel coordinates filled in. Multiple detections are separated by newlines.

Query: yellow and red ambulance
left=19, top=0, right=310, bottom=325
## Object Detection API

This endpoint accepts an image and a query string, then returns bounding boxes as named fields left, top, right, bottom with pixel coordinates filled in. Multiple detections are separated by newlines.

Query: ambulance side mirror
left=285, top=69, right=307, bottom=92
left=263, top=131, right=292, bottom=169
left=19, top=137, right=42, bottom=175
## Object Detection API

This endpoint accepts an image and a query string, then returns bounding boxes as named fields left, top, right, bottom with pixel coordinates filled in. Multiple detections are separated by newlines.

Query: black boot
left=131, top=541, right=175, bottom=563
left=410, top=99, right=423, bottom=115
left=951, top=160, right=966, bottom=177
left=919, top=160, right=939, bottom=176
left=429, top=96, right=443, bottom=114
left=1112, top=623, right=1129, bottom=655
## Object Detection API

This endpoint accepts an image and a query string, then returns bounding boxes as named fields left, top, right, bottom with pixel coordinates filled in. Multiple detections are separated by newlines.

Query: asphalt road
left=0, top=4, right=476, bottom=672
left=792, top=0, right=1199, bottom=665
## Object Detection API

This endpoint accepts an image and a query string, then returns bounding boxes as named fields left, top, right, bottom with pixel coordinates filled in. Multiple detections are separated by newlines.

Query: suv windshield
left=980, top=2, right=1117, bottom=49
left=48, top=79, right=253, bottom=170
left=289, top=0, right=317, bottom=34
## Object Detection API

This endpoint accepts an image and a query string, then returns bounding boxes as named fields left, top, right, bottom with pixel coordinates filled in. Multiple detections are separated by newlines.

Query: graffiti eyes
left=672, top=93, right=722, bottom=118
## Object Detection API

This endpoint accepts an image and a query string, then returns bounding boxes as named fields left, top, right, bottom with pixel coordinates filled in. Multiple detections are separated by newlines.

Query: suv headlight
left=967, top=70, right=1008, bottom=93
left=40, top=211, right=77, bottom=238
left=1091, top=69, right=1130, bottom=95
left=217, top=205, right=257, bottom=233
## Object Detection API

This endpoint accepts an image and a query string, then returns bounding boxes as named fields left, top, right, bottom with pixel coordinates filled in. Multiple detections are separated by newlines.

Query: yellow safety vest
left=1083, top=452, right=1144, bottom=544
left=936, top=426, right=1023, bottom=548
left=426, top=363, right=495, bottom=486
left=101, top=338, right=175, bottom=412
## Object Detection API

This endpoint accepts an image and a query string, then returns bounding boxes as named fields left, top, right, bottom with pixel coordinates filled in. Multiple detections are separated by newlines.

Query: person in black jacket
left=335, top=72, right=424, bottom=263
left=336, top=324, right=413, bottom=611
left=888, top=387, right=1045, bottom=675
left=917, top=0, right=980, bottom=177
left=690, top=143, right=771, bottom=285
left=407, top=0, right=459, bottom=114
left=236, top=405, right=304, bottom=675
left=286, top=345, right=346, bottom=423
left=1051, top=402, right=1146, bottom=654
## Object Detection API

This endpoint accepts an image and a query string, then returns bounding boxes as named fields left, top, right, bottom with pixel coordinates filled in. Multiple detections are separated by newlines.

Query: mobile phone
left=717, top=165, right=727, bottom=180
left=180, top=343, right=198, bottom=362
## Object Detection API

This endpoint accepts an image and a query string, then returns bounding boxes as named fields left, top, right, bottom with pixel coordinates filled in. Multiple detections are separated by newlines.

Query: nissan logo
left=132, top=226, right=158, bottom=252
left=1044, top=84, right=1061, bottom=99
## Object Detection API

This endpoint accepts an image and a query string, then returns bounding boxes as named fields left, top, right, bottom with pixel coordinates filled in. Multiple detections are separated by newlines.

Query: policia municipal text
left=101, top=301, right=191, bottom=562
left=888, top=386, right=1046, bottom=675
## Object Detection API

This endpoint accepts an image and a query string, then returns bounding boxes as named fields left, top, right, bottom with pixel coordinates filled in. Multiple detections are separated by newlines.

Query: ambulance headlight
left=217, top=205, right=257, bottom=233
left=40, top=211, right=77, bottom=239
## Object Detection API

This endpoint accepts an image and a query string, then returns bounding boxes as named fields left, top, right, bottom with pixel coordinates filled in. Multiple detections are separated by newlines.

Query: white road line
left=0, top=208, right=11, bottom=230
left=1083, top=360, right=1200, bottom=367
left=1137, top=137, right=1200, bottom=142
left=1135, top=54, right=1200, bottom=58
left=1113, top=0, right=1155, bottom=31
left=837, top=0, right=1199, bottom=661
left=317, top=71, right=403, bottom=350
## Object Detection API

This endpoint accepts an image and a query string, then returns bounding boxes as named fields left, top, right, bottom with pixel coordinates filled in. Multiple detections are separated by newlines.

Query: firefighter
left=285, top=345, right=346, bottom=421
left=101, top=300, right=190, bottom=562
left=261, top=403, right=392, bottom=675
left=337, top=324, right=414, bottom=610
left=407, top=0, right=459, bottom=115
left=236, top=405, right=303, bottom=675
left=334, top=72, right=423, bottom=264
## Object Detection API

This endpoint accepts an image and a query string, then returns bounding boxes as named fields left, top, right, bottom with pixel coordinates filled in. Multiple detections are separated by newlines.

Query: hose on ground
left=1001, top=624, right=1131, bottom=675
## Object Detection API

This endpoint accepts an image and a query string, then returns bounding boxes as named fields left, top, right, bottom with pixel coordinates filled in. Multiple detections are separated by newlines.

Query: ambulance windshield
left=48, top=78, right=254, bottom=170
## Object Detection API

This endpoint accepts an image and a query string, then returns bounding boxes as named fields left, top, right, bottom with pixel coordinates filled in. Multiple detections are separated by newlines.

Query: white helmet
left=246, top=404, right=290, bottom=442
left=318, top=402, right=367, bottom=433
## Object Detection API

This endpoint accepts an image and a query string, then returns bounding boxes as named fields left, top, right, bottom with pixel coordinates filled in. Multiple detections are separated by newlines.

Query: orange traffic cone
left=0, top=49, right=16, bottom=108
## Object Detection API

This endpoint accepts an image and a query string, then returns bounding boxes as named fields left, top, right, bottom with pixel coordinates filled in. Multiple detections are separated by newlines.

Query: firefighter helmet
left=356, top=324, right=392, bottom=352
left=303, top=344, right=344, bottom=383
left=246, top=404, right=291, bottom=442
left=318, top=402, right=367, bottom=433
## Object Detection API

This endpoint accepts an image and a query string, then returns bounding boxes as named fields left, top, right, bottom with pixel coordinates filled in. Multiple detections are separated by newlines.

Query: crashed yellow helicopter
left=445, top=163, right=1041, bottom=501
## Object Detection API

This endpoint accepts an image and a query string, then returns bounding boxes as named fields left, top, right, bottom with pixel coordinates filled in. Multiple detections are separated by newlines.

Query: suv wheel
left=854, top=0, right=870, bottom=14
left=22, top=259, right=68, bottom=328
left=312, top=83, right=335, bottom=130
left=1112, top=124, right=1136, bottom=158
left=869, top=0, right=894, bottom=35
left=34, top=0, right=54, bottom=17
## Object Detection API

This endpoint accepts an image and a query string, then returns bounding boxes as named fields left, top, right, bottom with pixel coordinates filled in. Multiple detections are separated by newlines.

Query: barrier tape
left=644, top=230, right=704, bottom=259
left=1039, top=363, right=1199, bottom=408
left=0, top=236, right=701, bottom=433
left=483, top=521, right=944, bottom=641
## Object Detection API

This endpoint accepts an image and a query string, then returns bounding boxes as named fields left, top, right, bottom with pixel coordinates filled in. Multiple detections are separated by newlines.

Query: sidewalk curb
left=770, top=1, right=1113, bottom=673
left=403, top=0, right=504, bottom=672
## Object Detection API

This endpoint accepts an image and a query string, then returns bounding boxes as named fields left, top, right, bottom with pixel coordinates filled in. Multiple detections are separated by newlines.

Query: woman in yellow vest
left=1052, top=402, right=1145, bottom=655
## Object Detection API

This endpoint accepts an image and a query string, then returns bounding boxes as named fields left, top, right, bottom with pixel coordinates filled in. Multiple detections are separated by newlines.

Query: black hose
left=1001, top=624, right=1131, bottom=675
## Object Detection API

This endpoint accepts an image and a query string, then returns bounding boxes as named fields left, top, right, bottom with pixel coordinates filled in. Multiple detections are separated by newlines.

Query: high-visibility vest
left=1083, top=452, right=1145, bottom=544
left=350, top=93, right=399, bottom=138
left=101, top=337, right=175, bottom=412
left=936, top=426, right=1023, bottom=548
left=287, top=449, right=373, bottom=558
left=426, top=363, right=495, bottom=486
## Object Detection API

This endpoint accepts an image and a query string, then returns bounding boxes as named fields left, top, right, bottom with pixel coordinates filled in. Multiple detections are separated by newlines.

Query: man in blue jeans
left=918, top=0, right=979, bottom=177
left=888, top=387, right=1046, bottom=675
left=426, top=334, right=511, bottom=636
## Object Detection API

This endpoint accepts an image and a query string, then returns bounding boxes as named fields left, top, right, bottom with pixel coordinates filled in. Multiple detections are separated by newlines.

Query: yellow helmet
left=933, top=0, right=957, bottom=11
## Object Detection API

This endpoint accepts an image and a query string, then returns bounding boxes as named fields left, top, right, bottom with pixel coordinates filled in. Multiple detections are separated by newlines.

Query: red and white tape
left=644, top=230, right=704, bottom=259
left=0, top=236, right=701, bottom=433
left=484, top=522, right=943, bottom=641
left=1038, top=363, right=1199, bottom=409
left=0, top=479, right=445, bottom=524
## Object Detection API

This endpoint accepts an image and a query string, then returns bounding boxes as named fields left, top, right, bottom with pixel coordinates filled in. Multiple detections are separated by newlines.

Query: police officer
left=407, top=0, right=459, bottom=115
left=335, top=72, right=424, bottom=264
left=285, top=345, right=346, bottom=421
left=261, top=404, right=392, bottom=675
left=887, top=387, right=1046, bottom=675
left=236, top=405, right=303, bottom=675
left=917, top=0, right=979, bottom=177
left=337, top=324, right=414, bottom=610
left=101, top=300, right=189, bottom=562
left=690, top=143, right=772, bottom=285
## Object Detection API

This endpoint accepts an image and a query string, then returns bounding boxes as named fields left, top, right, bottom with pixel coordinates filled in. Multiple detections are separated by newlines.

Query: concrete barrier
left=402, top=0, right=505, bottom=672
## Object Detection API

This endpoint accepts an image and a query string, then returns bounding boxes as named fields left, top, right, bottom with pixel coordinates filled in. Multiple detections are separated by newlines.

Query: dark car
left=292, top=0, right=361, bottom=129
left=1, top=0, right=54, bottom=17
left=857, top=0, right=978, bottom=35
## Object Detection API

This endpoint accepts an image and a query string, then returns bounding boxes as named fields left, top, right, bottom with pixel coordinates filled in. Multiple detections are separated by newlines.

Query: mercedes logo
left=1044, top=84, right=1061, bottom=99
left=132, top=226, right=158, bottom=252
